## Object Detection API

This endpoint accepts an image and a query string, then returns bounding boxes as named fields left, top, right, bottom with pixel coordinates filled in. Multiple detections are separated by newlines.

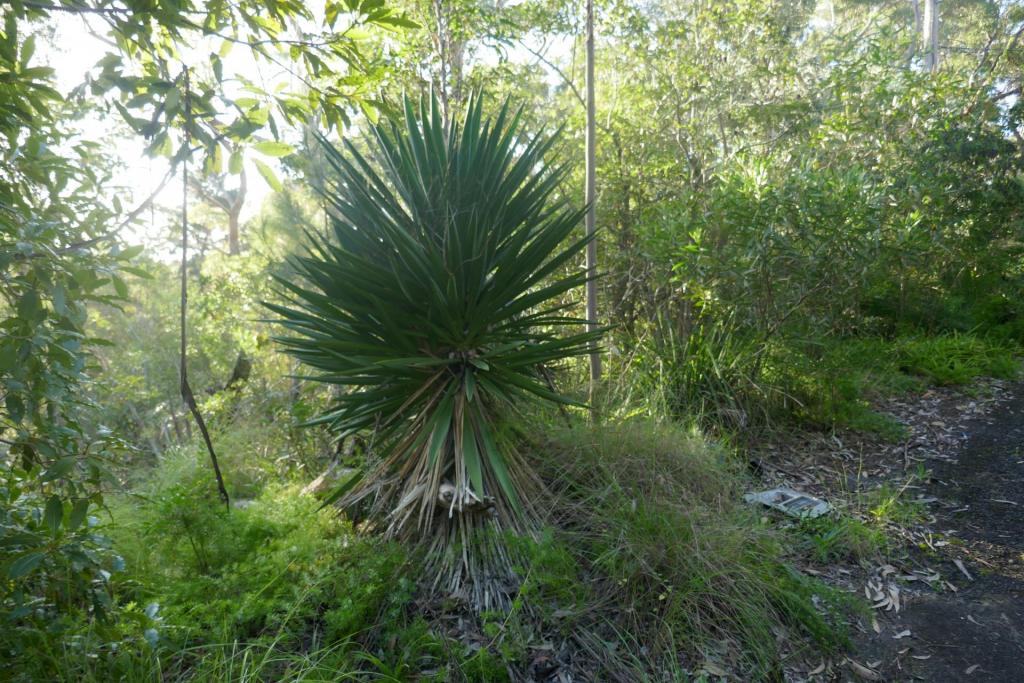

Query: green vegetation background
left=4, top=0, right=1024, bottom=680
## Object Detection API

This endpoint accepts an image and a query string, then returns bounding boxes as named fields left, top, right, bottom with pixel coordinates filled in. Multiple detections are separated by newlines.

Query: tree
left=269, top=94, right=600, bottom=607
left=585, top=0, right=601, bottom=393
left=0, top=13, right=140, bottom=628
left=189, top=162, right=247, bottom=256
left=5, top=1, right=418, bottom=175
left=924, top=0, right=940, bottom=71
left=1, top=0, right=418, bottom=628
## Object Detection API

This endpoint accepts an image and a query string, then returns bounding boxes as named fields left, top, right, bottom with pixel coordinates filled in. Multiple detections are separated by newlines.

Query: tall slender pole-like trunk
left=585, top=0, right=601, bottom=396
left=227, top=164, right=246, bottom=255
left=923, top=0, right=940, bottom=72
left=180, top=68, right=230, bottom=508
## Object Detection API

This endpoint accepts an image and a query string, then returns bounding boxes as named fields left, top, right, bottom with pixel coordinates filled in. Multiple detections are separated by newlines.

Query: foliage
left=1, top=0, right=416, bottom=667
left=798, top=514, right=887, bottom=565
left=113, top=472, right=411, bottom=647
left=0, top=7, right=148, bottom=656
left=16, top=454, right=541, bottom=682
left=268, top=93, right=599, bottom=606
left=536, top=419, right=849, bottom=678
left=86, top=246, right=335, bottom=471
left=8, top=0, right=1024, bottom=679
left=566, top=0, right=1024, bottom=432
left=4, top=0, right=418, bottom=176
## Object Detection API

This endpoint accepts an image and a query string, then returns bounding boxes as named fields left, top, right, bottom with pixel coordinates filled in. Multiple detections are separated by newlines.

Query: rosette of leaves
left=267, top=94, right=599, bottom=606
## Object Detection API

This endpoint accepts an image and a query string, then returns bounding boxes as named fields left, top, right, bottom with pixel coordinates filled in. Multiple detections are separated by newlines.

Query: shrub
left=268, top=94, right=599, bottom=606
left=535, top=420, right=847, bottom=678
left=111, top=477, right=411, bottom=649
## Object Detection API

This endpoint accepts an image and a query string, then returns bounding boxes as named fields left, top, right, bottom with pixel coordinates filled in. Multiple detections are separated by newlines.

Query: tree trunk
left=924, top=0, right=940, bottom=72
left=430, top=0, right=466, bottom=129
left=585, top=0, right=601, bottom=392
left=227, top=165, right=246, bottom=255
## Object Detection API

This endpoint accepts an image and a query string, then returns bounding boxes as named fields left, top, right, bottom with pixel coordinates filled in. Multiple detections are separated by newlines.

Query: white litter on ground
left=744, top=487, right=831, bottom=518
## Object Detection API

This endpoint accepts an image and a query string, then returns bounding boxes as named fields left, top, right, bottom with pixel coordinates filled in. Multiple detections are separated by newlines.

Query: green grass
left=766, top=332, right=1019, bottom=438
left=790, top=473, right=927, bottom=567
left=891, top=334, right=1020, bottom=385
left=864, top=482, right=928, bottom=526
left=797, top=514, right=887, bottom=564
left=2, top=445, right=437, bottom=683
left=604, top=326, right=1019, bottom=441
left=0, top=446, right=588, bottom=681
left=621, top=320, right=1022, bottom=440
left=4, top=419, right=860, bottom=682
left=535, top=419, right=849, bottom=679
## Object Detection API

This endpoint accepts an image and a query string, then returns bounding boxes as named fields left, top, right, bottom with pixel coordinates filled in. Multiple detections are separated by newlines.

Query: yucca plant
left=267, top=94, right=600, bottom=607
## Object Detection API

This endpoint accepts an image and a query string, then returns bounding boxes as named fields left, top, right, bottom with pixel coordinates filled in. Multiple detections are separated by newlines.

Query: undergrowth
left=608, top=329, right=1020, bottom=440
left=535, top=419, right=850, bottom=679
left=4, top=419, right=855, bottom=682
left=792, top=473, right=929, bottom=566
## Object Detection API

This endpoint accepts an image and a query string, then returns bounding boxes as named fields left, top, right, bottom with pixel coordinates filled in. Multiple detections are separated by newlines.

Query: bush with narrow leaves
left=268, top=94, right=598, bottom=606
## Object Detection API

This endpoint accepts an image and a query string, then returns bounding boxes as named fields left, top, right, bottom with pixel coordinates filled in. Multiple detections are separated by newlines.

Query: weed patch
left=537, top=419, right=849, bottom=678
left=798, top=514, right=887, bottom=564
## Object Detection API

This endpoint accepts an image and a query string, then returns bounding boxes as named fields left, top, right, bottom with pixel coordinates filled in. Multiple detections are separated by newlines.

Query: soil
left=754, top=379, right=1024, bottom=682
left=846, top=384, right=1024, bottom=682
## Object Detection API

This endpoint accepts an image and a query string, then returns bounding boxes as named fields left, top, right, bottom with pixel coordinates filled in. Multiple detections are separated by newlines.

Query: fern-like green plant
left=267, top=94, right=599, bottom=606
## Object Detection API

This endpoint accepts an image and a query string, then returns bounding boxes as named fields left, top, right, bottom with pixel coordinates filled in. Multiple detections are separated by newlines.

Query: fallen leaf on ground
left=965, top=664, right=980, bottom=674
left=847, top=659, right=882, bottom=681
left=954, top=558, right=974, bottom=581
left=893, top=629, right=911, bottom=639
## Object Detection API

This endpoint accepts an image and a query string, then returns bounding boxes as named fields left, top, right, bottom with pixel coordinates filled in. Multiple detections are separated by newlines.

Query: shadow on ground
left=852, top=387, right=1024, bottom=682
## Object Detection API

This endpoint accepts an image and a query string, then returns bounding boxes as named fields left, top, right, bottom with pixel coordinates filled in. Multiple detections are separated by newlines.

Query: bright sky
left=40, top=9, right=576, bottom=255
left=45, top=14, right=283, bottom=253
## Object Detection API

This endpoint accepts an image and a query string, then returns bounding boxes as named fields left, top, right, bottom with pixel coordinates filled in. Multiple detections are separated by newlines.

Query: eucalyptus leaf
left=44, top=495, right=63, bottom=534
left=8, top=551, right=45, bottom=579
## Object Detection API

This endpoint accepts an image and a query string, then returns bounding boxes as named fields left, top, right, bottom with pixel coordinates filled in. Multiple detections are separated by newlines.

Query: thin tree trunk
left=180, top=69, right=230, bottom=508
left=585, top=0, right=601, bottom=396
left=905, top=0, right=921, bottom=67
left=924, top=0, right=940, bottom=71
left=228, top=213, right=240, bottom=255
left=227, top=165, right=246, bottom=255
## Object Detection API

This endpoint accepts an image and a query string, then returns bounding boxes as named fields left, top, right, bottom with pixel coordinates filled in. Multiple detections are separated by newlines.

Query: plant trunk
left=924, top=0, right=939, bottom=72
left=227, top=165, right=246, bottom=256
left=228, top=211, right=240, bottom=256
left=585, top=0, right=601, bottom=391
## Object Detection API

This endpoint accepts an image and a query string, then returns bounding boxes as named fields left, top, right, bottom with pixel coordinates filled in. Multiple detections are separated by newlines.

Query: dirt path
left=849, top=385, right=1024, bottom=682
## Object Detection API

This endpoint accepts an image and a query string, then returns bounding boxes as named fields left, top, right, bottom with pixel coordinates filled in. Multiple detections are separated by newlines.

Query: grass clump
left=83, top=449, right=528, bottom=682
left=610, top=328, right=1018, bottom=440
left=798, top=514, right=887, bottom=564
left=792, top=475, right=928, bottom=567
left=8, top=422, right=862, bottom=682
left=535, top=419, right=848, bottom=679
left=890, top=334, right=1019, bottom=385
left=767, top=332, right=1019, bottom=438
left=864, top=482, right=928, bottom=526
left=15, top=450, right=419, bottom=683
left=111, top=473, right=412, bottom=650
